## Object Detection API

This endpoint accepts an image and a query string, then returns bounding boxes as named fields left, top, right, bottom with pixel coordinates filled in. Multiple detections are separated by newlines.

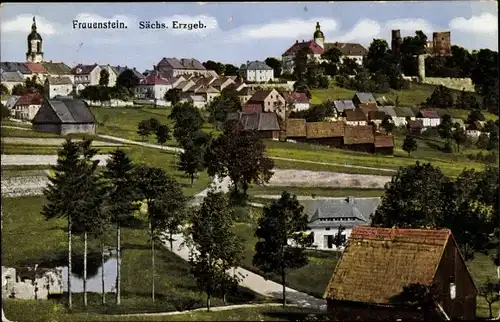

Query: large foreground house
left=324, top=227, right=477, bottom=320
left=282, top=22, right=367, bottom=74
left=304, top=197, right=380, bottom=250
left=32, top=96, right=97, bottom=135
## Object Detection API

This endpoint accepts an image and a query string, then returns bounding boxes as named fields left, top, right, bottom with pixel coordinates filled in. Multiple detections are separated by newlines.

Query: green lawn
left=3, top=301, right=322, bottom=322
left=2, top=196, right=267, bottom=319
left=248, top=186, right=385, bottom=198
left=434, top=108, right=498, bottom=122
left=265, top=137, right=487, bottom=178
left=272, top=158, right=394, bottom=176
left=233, top=222, right=340, bottom=299
left=2, top=144, right=129, bottom=155
left=90, top=106, right=219, bottom=146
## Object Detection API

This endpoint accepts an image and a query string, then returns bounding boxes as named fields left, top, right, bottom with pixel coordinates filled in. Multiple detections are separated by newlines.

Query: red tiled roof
left=418, top=109, right=441, bottom=119
left=350, top=227, right=451, bottom=246
left=374, top=134, right=394, bottom=148
left=24, top=62, right=47, bottom=74
left=283, top=40, right=324, bottom=56
left=17, top=92, right=44, bottom=106
left=284, top=92, right=309, bottom=104
left=142, top=75, right=169, bottom=85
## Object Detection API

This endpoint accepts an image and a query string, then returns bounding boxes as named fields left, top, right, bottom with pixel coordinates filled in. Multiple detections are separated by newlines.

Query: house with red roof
left=13, top=92, right=44, bottom=120
left=24, top=62, right=48, bottom=83
left=135, top=75, right=171, bottom=100
left=282, top=92, right=310, bottom=111
left=281, top=22, right=367, bottom=74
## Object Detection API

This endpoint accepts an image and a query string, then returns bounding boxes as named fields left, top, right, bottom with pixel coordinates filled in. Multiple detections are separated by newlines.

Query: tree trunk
left=169, top=231, right=173, bottom=251
left=68, top=214, right=73, bottom=310
left=83, top=231, right=88, bottom=307
left=206, top=293, right=211, bottom=312
left=101, top=241, right=106, bottom=305
left=116, top=223, right=121, bottom=305
left=488, top=302, right=492, bottom=319
left=281, top=267, right=286, bottom=307
left=497, top=266, right=499, bottom=280
left=190, top=174, right=194, bottom=186
left=151, top=221, right=155, bottom=302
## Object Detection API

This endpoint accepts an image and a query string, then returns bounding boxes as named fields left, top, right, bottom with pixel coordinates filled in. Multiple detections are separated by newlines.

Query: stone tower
left=391, top=30, right=402, bottom=55
left=313, top=22, right=325, bottom=49
left=26, top=17, right=44, bottom=63
left=432, top=31, right=451, bottom=56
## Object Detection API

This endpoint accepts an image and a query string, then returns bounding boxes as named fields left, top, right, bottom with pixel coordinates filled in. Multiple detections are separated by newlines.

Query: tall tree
left=224, top=64, right=239, bottom=76
left=137, top=119, right=153, bottom=141
left=116, top=69, right=140, bottom=90
left=452, top=123, right=467, bottom=152
left=402, top=135, right=418, bottom=156
left=478, top=278, right=500, bottom=319
left=178, top=142, right=206, bottom=185
left=188, top=191, right=243, bottom=311
left=437, top=114, right=454, bottom=145
left=132, top=165, right=184, bottom=302
left=1, top=103, right=10, bottom=119
left=102, top=149, right=139, bottom=305
left=42, top=139, right=84, bottom=309
left=333, top=225, right=346, bottom=249
left=172, top=105, right=204, bottom=147
left=155, top=124, right=171, bottom=146
left=164, top=89, right=181, bottom=105
left=0, top=83, right=9, bottom=96
left=265, top=57, right=282, bottom=78
left=99, top=69, right=110, bottom=87
left=425, top=85, right=454, bottom=108
left=253, top=191, right=312, bottom=306
left=293, top=47, right=310, bottom=81
left=381, top=115, right=395, bottom=134
left=206, top=89, right=241, bottom=126
left=205, top=121, right=274, bottom=196
left=471, top=49, right=499, bottom=114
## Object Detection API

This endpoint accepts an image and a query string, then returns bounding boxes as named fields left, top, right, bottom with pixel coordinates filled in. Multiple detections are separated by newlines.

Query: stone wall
left=84, top=99, right=134, bottom=107
left=422, top=77, right=475, bottom=92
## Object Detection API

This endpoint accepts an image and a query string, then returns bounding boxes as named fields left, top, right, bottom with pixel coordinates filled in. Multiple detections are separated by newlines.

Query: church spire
left=32, top=16, right=37, bottom=31
left=313, top=21, right=325, bottom=49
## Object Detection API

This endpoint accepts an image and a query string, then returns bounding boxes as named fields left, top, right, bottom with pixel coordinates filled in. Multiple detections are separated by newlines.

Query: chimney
left=296, top=40, right=298, bottom=44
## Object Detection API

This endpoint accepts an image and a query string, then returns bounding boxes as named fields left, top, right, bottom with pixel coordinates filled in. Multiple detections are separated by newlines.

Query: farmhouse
left=134, top=75, right=171, bottom=100
left=332, top=100, right=355, bottom=119
left=73, top=64, right=101, bottom=90
left=13, top=92, right=44, bottom=120
left=32, top=96, right=97, bottom=135
left=243, top=89, right=285, bottom=116
left=324, top=227, right=477, bottom=321
left=466, top=121, right=484, bottom=137
left=394, top=107, right=416, bottom=127
left=155, top=58, right=217, bottom=79
left=44, top=76, right=73, bottom=98
left=344, top=109, right=367, bottom=126
left=227, top=112, right=280, bottom=140
left=417, top=109, right=441, bottom=127
left=305, top=197, right=380, bottom=250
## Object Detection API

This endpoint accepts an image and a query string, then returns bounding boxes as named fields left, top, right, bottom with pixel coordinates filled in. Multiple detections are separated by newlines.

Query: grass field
left=3, top=301, right=321, bottom=322
left=2, top=144, right=129, bottom=155
left=248, top=186, right=385, bottom=198
left=272, top=158, right=393, bottom=176
left=2, top=196, right=266, bottom=319
left=265, top=135, right=488, bottom=178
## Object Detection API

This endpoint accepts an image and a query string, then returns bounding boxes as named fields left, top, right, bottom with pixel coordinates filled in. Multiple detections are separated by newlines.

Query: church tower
left=26, top=17, right=44, bottom=63
left=313, top=22, right=325, bottom=49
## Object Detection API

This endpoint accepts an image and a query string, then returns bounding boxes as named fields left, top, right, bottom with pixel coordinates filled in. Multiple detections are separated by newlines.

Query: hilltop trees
left=253, top=191, right=312, bottom=306
left=205, top=120, right=274, bottom=197
left=188, top=191, right=243, bottom=311
left=371, top=162, right=499, bottom=261
left=425, top=85, right=454, bottom=108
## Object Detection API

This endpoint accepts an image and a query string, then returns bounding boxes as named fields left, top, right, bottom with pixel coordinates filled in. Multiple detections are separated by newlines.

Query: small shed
left=31, top=97, right=97, bottom=135
left=374, top=134, right=394, bottom=155
left=305, top=121, right=345, bottom=147
left=343, top=125, right=374, bottom=152
left=324, top=227, right=478, bottom=321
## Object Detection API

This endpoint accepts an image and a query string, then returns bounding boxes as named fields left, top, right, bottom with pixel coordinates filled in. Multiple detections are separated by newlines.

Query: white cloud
left=0, top=14, right=62, bottom=36
left=229, top=18, right=338, bottom=41
left=335, top=19, right=381, bottom=42
left=449, top=13, right=498, bottom=34
left=384, top=18, right=435, bottom=33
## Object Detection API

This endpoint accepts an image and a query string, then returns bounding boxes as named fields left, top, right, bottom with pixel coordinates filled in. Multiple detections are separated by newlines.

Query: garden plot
left=267, top=169, right=392, bottom=189
left=2, top=137, right=124, bottom=146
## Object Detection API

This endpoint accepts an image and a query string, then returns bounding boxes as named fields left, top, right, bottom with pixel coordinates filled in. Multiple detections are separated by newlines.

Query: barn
left=31, top=97, right=97, bottom=135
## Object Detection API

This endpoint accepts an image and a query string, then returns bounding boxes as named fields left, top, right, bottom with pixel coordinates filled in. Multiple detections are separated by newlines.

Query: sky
left=0, top=2, right=498, bottom=72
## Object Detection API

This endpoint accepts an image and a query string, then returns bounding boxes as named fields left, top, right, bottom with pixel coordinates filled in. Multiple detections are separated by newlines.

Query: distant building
left=135, top=75, right=171, bottom=100
left=282, top=22, right=367, bottom=74
left=1, top=71, right=25, bottom=92
left=417, top=109, right=441, bottom=127
left=466, top=121, right=484, bottom=138
left=44, top=76, right=73, bottom=98
left=73, top=64, right=102, bottom=91
left=243, top=89, right=285, bottom=116
left=239, top=61, right=274, bottom=83
left=352, top=92, right=377, bottom=109
left=227, top=112, right=280, bottom=140
left=13, top=92, right=44, bottom=120
left=26, top=17, right=44, bottom=63
left=32, top=97, right=97, bottom=135
left=282, top=92, right=310, bottom=111
left=155, top=58, right=217, bottom=79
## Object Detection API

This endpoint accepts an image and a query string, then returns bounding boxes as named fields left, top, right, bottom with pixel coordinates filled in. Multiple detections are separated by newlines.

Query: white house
left=417, top=109, right=441, bottom=127
left=73, top=64, right=102, bottom=92
left=393, top=107, right=416, bottom=127
left=1, top=71, right=25, bottom=92
left=283, top=92, right=310, bottom=111
left=44, top=76, right=73, bottom=98
left=13, top=92, right=44, bottom=120
left=239, top=61, right=274, bottom=83
left=134, top=75, right=171, bottom=100
left=304, top=197, right=380, bottom=251
left=466, top=121, right=484, bottom=138
left=188, top=95, right=206, bottom=108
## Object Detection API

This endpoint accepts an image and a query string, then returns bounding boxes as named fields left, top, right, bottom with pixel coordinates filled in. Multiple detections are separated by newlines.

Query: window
left=325, top=228, right=330, bottom=231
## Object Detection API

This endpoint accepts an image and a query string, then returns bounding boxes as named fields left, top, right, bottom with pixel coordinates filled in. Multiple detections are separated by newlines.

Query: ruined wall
left=422, top=77, right=475, bottom=92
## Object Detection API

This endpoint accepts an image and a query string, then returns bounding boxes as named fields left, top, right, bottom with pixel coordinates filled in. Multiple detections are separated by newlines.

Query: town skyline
left=0, top=2, right=498, bottom=71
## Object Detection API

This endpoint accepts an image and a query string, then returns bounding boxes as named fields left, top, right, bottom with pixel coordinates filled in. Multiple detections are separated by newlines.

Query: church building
left=281, top=22, right=368, bottom=74
left=26, top=17, right=44, bottom=63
